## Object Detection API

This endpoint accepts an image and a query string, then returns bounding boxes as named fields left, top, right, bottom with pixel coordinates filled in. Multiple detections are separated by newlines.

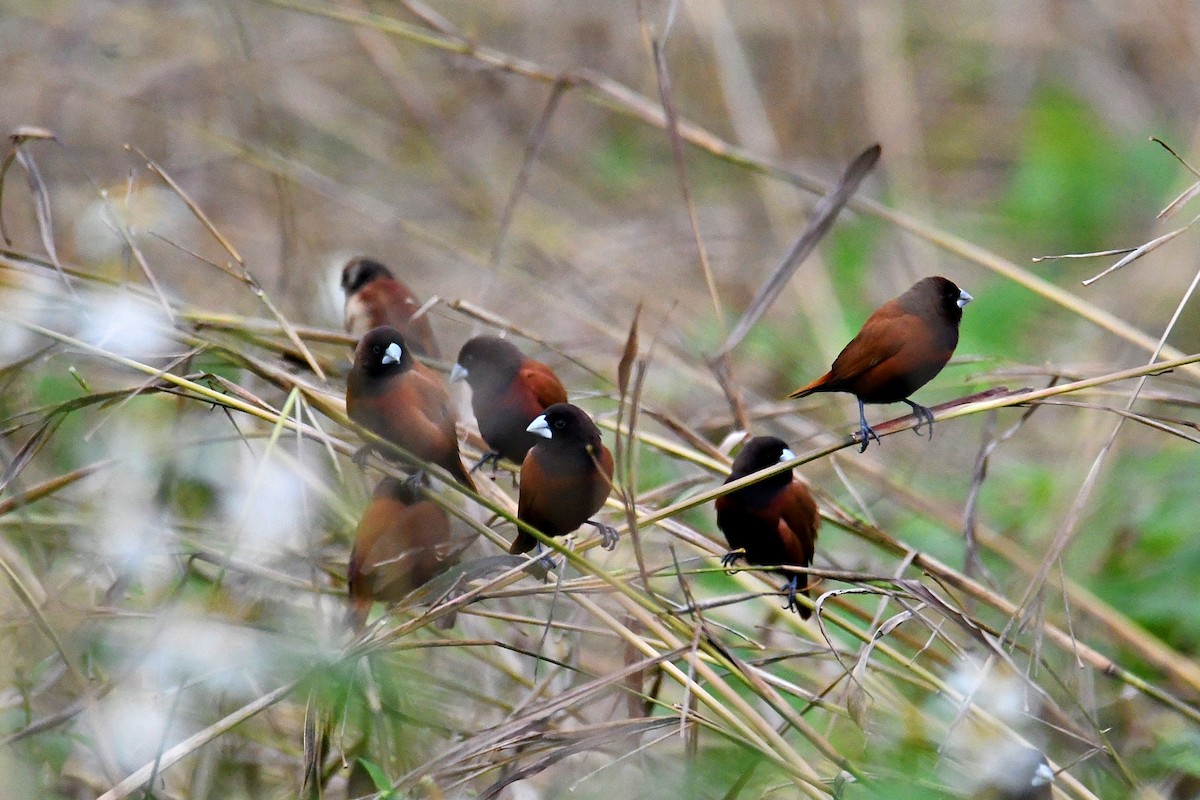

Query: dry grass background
left=2, top=1, right=1200, bottom=798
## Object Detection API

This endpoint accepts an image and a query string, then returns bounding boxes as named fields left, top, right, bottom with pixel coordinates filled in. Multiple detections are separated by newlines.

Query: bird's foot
left=351, top=446, right=373, bottom=468
left=533, top=543, right=557, bottom=573
left=904, top=400, right=935, bottom=440
left=720, top=550, right=745, bottom=573
left=855, top=398, right=881, bottom=452
left=856, top=420, right=881, bottom=453
left=470, top=451, right=503, bottom=476
left=587, top=520, right=619, bottom=551
left=781, top=574, right=801, bottom=613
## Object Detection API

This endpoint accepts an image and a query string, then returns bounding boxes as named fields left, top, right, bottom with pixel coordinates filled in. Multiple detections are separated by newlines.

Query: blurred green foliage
left=1092, top=450, right=1200, bottom=653
left=826, top=217, right=881, bottom=314
left=1001, top=86, right=1176, bottom=254
left=593, top=120, right=661, bottom=198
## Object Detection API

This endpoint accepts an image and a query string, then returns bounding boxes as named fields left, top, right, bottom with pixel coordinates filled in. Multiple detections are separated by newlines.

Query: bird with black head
left=789, top=276, right=972, bottom=451
left=511, top=403, right=616, bottom=556
left=345, top=326, right=475, bottom=490
left=450, top=336, right=568, bottom=472
left=716, top=436, right=820, bottom=618
left=340, top=256, right=440, bottom=358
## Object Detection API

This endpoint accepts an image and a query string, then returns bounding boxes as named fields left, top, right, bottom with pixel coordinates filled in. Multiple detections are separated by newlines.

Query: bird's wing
left=408, top=364, right=456, bottom=429
left=824, top=308, right=910, bottom=385
left=777, top=481, right=819, bottom=567
left=406, top=368, right=476, bottom=488
left=519, top=361, right=569, bottom=408
left=511, top=454, right=547, bottom=554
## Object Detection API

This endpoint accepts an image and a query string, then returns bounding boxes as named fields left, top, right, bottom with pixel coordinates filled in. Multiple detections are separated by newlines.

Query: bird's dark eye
left=554, top=419, right=566, bottom=429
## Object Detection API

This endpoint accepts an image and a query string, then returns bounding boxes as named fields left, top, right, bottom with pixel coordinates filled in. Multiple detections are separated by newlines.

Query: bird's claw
left=587, top=520, right=619, bottom=551
left=528, top=543, right=557, bottom=575
left=856, top=422, right=881, bottom=453
left=403, top=469, right=430, bottom=489
left=721, top=550, right=744, bottom=574
left=905, top=400, right=935, bottom=440
left=351, top=446, right=373, bottom=468
left=781, top=574, right=801, bottom=613
left=470, top=451, right=502, bottom=476
left=855, top=398, right=881, bottom=452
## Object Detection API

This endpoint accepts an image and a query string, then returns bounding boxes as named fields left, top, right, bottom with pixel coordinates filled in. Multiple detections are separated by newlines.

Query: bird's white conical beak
left=449, top=363, right=468, bottom=383
left=779, top=448, right=796, bottom=463
left=957, top=289, right=973, bottom=308
left=526, top=414, right=552, bottom=439
left=382, top=342, right=403, bottom=365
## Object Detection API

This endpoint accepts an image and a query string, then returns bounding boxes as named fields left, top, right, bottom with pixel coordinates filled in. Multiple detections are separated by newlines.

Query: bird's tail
left=795, top=582, right=813, bottom=620
left=787, top=373, right=831, bottom=399
left=508, top=529, right=536, bottom=555
left=449, top=456, right=478, bottom=492
left=345, top=596, right=370, bottom=632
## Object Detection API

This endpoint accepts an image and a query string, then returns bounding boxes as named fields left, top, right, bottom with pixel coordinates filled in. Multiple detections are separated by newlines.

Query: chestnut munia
left=510, top=403, right=616, bottom=555
left=789, top=276, right=972, bottom=451
left=450, top=336, right=568, bottom=470
left=715, top=436, right=819, bottom=618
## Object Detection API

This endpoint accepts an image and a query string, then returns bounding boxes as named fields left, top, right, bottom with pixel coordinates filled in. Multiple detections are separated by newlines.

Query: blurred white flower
left=76, top=423, right=175, bottom=590
left=142, top=614, right=283, bottom=695
left=84, top=687, right=179, bottom=772
left=0, top=269, right=69, bottom=360
left=945, top=655, right=1028, bottom=726
left=936, top=656, right=1047, bottom=795
left=323, top=249, right=359, bottom=324
left=78, top=293, right=174, bottom=357
left=0, top=315, right=37, bottom=363
left=93, top=499, right=175, bottom=586
left=74, top=183, right=190, bottom=264
left=225, top=450, right=311, bottom=557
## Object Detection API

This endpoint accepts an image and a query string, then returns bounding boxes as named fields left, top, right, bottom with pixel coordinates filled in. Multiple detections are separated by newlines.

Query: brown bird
left=715, top=436, right=820, bottom=618
left=346, top=326, right=475, bottom=490
left=510, top=403, right=617, bottom=555
left=346, top=477, right=460, bottom=629
left=450, top=336, right=569, bottom=470
left=341, top=256, right=440, bottom=358
left=788, top=276, right=972, bottom=451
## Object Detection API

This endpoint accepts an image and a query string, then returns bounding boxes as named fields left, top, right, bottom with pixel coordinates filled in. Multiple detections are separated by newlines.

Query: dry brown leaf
left=714, top=143, right=881, bottom=358
left=617, top=302, right=641, bottom=397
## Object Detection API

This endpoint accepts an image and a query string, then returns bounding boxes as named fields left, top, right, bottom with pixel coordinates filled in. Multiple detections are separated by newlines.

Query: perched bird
left=788, top=276, right=972, bottom=451
left=345, top=326, right=475, bottom=490
left=346, top=477, right=459, bottom=629
left=450, top=336, right=569, bottom=470
left=715, top=436, right=820, bottom=618
left=510, top=403, right=617, bottom=555
left=340, top=256, right=440, bottom=358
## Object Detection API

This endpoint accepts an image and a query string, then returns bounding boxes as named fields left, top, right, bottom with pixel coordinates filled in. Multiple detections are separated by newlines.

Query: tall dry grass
left=1, top=2, right=1200, bottom=799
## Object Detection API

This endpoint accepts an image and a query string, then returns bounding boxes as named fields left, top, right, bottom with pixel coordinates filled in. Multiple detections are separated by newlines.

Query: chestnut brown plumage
left=788, top=276, right=972, bottom=451
left=450, top=336, right=568, bottom=469
left=341, top=257, right=440, bottom=358
left=346, top=326, right=475, bottom=490
left=346, top=477, right=458, bottom=630
left=715, top=436, right=819, bottom=618
left=510, top=403, right=616, bottom=555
